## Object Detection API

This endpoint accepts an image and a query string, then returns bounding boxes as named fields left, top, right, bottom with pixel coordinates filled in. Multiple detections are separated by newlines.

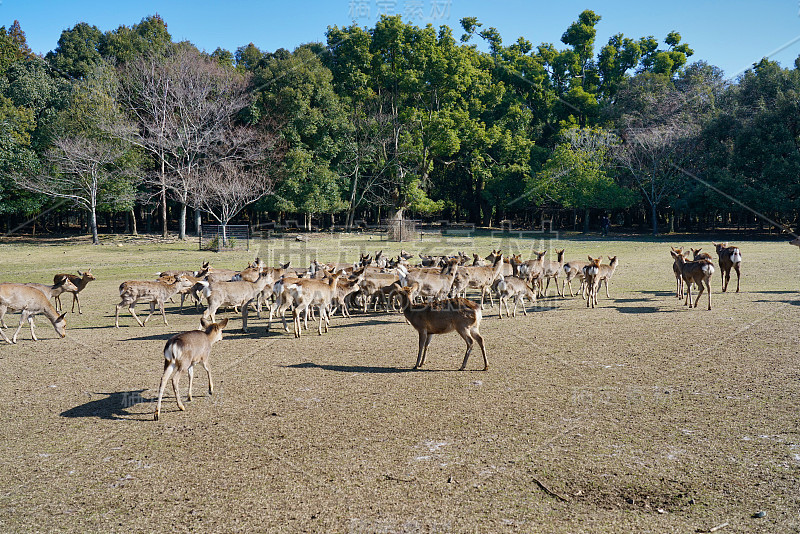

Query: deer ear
left=57, top=313, right=67, bottom=322
left=218, top=318, right=229, bottom=329
left=200, top=317, right=211, bottom=328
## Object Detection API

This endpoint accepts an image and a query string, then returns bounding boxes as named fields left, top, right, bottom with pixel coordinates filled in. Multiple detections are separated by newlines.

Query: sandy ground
left=0, top=233, right=797, bottom=533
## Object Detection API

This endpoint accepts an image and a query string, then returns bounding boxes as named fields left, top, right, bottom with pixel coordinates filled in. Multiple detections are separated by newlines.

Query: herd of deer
left=670, top=242, right=742, bottom=310
left=0, top=242, right=749, bottom=420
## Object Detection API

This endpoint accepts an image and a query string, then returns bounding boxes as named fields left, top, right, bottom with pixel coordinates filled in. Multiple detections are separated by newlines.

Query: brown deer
left=583, top=256, right=602, bottom=308
left=115, top=275, right=194, bottom=327
left=395, top=284, right=488, bottom=371
left=712, top=242, right=742, bottom=293
left=690, top=248, right=712, bottom=261
left=284, top=270, right=343, bottom=337
left=562, top=259, right=588, bottom=297
left=154, top=317, right=228, bottom=421
left=671, top=250, right=714, bottom=310
left=0, top=283, right=67, bottom=344
left=53, top=269, right=96, bottom=314
left=24, top=278, right=79, bottom=311
left=493, top=276, right=537, bottom=318
left=595, top=256, right=619, bottom=299
left=540, top=249, right=566, bottom=297
left=670, top=247, right=689, bottom=299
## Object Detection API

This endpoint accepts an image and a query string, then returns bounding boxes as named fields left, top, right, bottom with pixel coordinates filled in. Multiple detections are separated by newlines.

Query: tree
left=46, top=22, right=103, bottom=79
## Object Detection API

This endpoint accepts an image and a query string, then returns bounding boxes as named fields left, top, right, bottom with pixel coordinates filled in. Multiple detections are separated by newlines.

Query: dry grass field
left=0, top=231, right=798, bottom=533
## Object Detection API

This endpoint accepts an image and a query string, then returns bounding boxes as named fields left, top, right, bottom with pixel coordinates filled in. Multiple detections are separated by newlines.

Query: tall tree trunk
left=178, top=203, right=187, bottom=240
left=130, top=208, right=138, bottom=236
left=194, top=208, right=202, bottom=237
left=583, top=208, right=590, bottom=233
left=651, top=202, right=658, bottom=236
left=90, top=206, right=99, bottom=245
left=160, top=184, right=168, bottom=238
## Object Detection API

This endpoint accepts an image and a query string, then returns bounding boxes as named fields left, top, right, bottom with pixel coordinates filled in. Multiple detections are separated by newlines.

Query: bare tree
left=16, top=136, right=133, bottom=244
left=118, top=45, right=254, bottom=240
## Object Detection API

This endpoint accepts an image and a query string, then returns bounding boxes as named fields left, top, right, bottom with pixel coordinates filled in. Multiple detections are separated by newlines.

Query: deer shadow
left=285, top=361, right=427, bottom=374
left=60, top=390, right=153, bottom=420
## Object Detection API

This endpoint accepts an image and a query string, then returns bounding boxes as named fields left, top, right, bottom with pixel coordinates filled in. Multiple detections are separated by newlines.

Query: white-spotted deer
left=395, top=285, right=488, bottom=371
left=154, top=317, right=228, bottom=421
left=0, top=283, right=67, bottom=344
left=671, top=250, right=714, bottom=310
left=713, top=242, right=742, bottom=293
left=115, top=275, right=194, bottom=327
left=53, top=269, right=96, bottom=314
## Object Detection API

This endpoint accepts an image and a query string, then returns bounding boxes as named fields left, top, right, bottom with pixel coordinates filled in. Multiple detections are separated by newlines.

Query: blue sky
left=4, top=0, right=800, bottom=79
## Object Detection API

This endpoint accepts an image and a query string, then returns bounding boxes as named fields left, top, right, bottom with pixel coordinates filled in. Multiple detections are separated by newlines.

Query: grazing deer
left=0, top=283, right=67, bottom=344
left=154, top=317, right=228, bottom=421
left=583, top=256, right=602, bottom=308
left=115, top=275, right=194, bottom=327
left=395, top=284, right=488, bottom=371
left=713, top=242, right=742, bottom=293
left=670, top=247, right=690, bottom=299
left=671, top=250, right=714, bottom=310
left=493, top=276, right=536, bottom=318
left=52, top=269, right=96, bottom=314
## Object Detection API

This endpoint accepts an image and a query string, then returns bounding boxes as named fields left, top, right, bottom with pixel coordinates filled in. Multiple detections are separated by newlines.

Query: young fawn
left=154, top=318, right=228, bottom=421
left=395, top=284, right=488, bottom=371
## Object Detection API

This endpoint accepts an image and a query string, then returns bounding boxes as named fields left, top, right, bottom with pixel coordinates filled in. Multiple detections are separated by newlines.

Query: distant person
left=601, top=215, right=610, bottom=237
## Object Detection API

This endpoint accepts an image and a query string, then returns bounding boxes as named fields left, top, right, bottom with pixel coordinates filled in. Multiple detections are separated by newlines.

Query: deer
left=516, top=251, right=548, bottom=295
left=23, top=278, right=79, bottom=314
left=400, top=259, right=462, bottom=303
left=449, top=254, right=504, bottom=308
left=52, top=269, right=96, bottom=314
left=595, top=256, right=619, bottom=299
left=395, top=284, right=488, bottom=371
left=583, top=256, right=602, bottom=308
left=0, top=283, right=67, bottom=344
left=562, top=259, right=588, bottom=298
left=493, top=275, right=537, bottom=318
left=154, top=317, right=228, bottom=421
left=198, top=271, right=275, bottom=332
left=284, top=270, right=343, bottom=337
left=540, top=249, right=566, bottom=297
left=115, top=275, right=195, bottom=328
left=713, top=242, right=742, bottom=293
left=671, top=250, right=714, bottom=310
left=330, top=271, right=366, bottom=317
left=670, top=247, right=690, bottom=299
left=690, top=248, right=712, bottom=261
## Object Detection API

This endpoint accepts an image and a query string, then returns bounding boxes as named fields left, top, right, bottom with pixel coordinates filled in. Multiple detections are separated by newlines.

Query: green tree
left=46, top=22, right=103, bottom=79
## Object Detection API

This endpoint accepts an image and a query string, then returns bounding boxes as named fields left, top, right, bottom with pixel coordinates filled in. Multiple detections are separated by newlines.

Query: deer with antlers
left=395, top=284, right=488, bottom=371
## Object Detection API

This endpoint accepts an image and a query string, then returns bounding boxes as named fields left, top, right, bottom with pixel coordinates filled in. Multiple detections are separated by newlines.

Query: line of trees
left=0, top=12, right=798, bottom=240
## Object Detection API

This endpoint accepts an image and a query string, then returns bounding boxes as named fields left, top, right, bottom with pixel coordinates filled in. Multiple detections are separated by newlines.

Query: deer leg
left=694, top=282, right=704, bottom=308
left=721, top=268, right=727, bottom=292
left=12, top=311, right=28, bottom=343
left=473, top=328, right=488, bottom=371
left=0, top=304, right=7, bottom=328
left=705, top=280, right=712, bottom=310
left=734, top=264, right=740, bottom=292
left=159, top=299, right=169, bottom=326
left=0, top=315, right=11, bottom=344
left=458, top=330, right=474, bottom=371
left=187, top=364, right=195, bottom=402
left=202, top=360, right=213, bottom=395
left=171, top=371, right=185, bottom=412
left=155, top=361, right=176, bottom=420
left=129, top=304, right=145, bottom=327
left=142, top=302, right=156, bottom=326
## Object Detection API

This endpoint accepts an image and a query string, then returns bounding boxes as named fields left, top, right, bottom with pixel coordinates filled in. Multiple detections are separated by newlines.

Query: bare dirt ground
left=0, top=232, right=797, bottom=533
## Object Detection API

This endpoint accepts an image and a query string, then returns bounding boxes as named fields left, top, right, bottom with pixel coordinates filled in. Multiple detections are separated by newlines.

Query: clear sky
left=4, top=0, right=800, bottom=79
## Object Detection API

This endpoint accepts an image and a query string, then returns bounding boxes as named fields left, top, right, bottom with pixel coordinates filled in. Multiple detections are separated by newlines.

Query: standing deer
left=23, top=278, right=79, bottom=313
left=53, top=269, right=96, bottom=314
left=713, top=242, right=742, bottom=293
left=395, top=284, right=488, bottom=371
left=541, top=249, right=566, bottom=297
left=595, top=256, right=619, bottom=299
left=493, top=276, right=537, bottom=318
left=0, top=283, right=67, bottom=344
left=671, top=250, right=714, bottom=310
left=115, top=275, right=194, bottom=327
left=562, top=259, right=588, bottom=298
left=284, top=270, right=343, bottom=337
left=583, top=256, right=602, bottom=308
left=670, top=247, right=689, bottom=299
left=154, top=318, right=228, bottom=421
